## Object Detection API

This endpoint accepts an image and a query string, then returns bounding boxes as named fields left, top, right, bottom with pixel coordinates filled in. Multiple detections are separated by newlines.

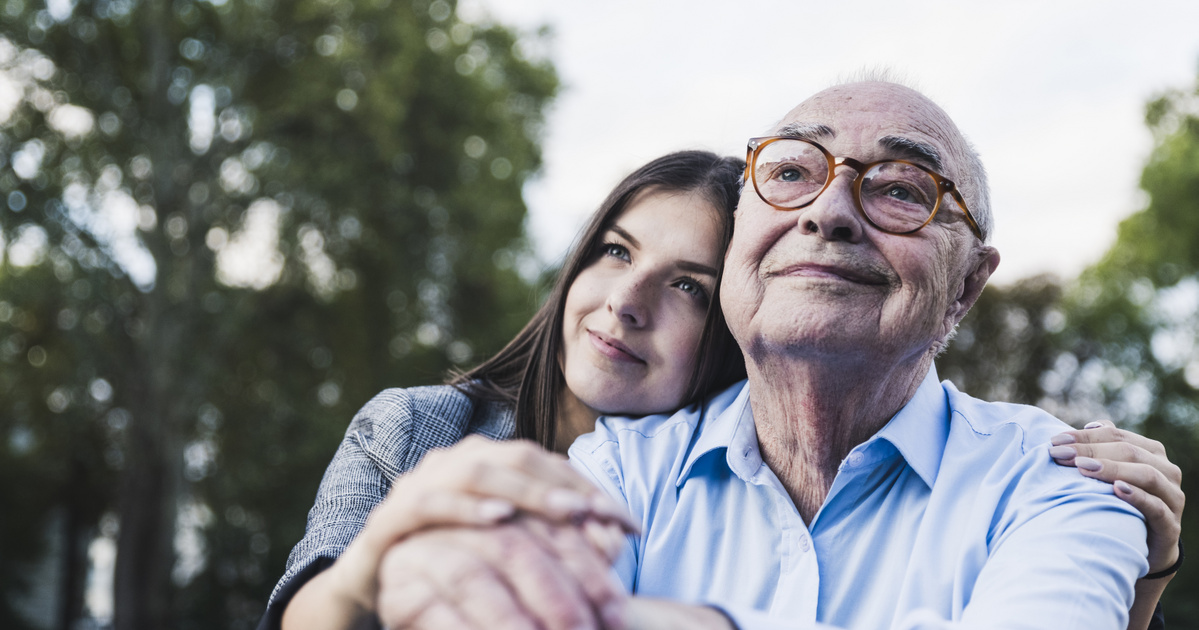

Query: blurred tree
left=0, top=0, right=556, bottom=628
left=939, top=70, right=1199, bottom=626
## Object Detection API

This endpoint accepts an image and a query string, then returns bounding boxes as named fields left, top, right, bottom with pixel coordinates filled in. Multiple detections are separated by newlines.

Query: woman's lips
left=587, top=330, right=645, bottom=364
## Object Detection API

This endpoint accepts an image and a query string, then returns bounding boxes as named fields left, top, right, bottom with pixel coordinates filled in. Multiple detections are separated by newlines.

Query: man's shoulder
left=936, top=380, right=1125, bottom=507
left=941, top=380, right=1072, bottom=456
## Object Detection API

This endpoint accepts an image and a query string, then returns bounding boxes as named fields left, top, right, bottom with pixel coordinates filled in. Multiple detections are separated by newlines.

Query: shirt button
left=800, top=536, right=811, bottom=552
left=848, top=451, right=864, bottom=466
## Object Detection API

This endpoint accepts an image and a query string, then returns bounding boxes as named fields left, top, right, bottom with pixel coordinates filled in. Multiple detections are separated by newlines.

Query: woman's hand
left=282, top=436, right=635, bottom=630
left=1049, top=420, right=1183, bottom=573
left=358, top=435, right=635, bottom=551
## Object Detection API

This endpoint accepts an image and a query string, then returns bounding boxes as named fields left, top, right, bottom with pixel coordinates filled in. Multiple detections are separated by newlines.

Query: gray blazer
left=259, top=385, right=515, bottom=629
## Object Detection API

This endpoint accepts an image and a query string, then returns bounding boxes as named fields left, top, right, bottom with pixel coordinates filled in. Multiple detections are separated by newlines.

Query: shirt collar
left=676, top=367, right=950, bottom=489
left=677, top=381, right=755, bottom=486
left=869, top=365, right=949, bottom=487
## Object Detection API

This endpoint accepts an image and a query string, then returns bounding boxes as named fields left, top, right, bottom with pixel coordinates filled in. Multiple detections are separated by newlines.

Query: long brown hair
left=451, top=151, right=746, bottom=449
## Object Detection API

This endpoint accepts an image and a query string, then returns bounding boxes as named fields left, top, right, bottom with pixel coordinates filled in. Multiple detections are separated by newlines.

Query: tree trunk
left=112, top=2, right=187, bottom=628
left=56, top=459, right=90, bottom=630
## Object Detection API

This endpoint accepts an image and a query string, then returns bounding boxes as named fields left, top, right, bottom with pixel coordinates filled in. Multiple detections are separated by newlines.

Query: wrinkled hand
left=376, top=517, right=629, bottom=630
left=1050, top=420, right=1184, bottom=573
left=623, top=599, right=735, bottom=630
left=321, top=436, right=635, bottom=618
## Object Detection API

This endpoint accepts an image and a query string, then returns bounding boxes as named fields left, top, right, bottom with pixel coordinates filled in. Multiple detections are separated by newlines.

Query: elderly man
left=377, top=81, right=1149, bottom=629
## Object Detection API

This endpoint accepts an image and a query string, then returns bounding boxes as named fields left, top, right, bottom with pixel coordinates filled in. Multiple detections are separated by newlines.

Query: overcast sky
left=469, top=0, right=1199, bottom=285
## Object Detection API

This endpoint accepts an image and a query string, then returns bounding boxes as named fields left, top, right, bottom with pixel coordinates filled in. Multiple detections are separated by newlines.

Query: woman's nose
left=607, top=275, right=651, bottom=327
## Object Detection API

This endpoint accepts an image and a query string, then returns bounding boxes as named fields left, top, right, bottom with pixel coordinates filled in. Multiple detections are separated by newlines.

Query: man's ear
left=943, top=245, right=1000, bottom=331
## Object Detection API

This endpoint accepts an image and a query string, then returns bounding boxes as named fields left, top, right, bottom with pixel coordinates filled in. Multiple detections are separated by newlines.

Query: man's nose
left=607, top=275, right=651, bottom=328
left=797, top=168, right=865, bottom=242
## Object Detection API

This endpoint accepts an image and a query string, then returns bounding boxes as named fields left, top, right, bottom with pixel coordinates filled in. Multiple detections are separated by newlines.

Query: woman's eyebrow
left=677, top=261, right=718, bottom=277
left=609, top=225, right=639, bottom=249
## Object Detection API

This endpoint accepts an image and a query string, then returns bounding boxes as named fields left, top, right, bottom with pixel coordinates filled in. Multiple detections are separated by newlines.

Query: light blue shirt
left=569, top=367, right=1148, bottom=630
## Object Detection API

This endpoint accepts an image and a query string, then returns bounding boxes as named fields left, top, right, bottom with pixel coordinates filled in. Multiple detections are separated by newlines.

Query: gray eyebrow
left=879, top=136, right=942, bottom=172
left=775, top=123, right=835, bottom=142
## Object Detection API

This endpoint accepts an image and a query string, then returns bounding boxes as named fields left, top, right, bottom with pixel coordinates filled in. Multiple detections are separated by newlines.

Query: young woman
left=262, top=151, right=1184, bottom=630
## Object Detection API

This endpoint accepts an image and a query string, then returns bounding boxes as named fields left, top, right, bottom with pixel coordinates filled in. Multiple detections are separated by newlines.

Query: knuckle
left=1165, top=462, right=1183, bottom=485
left=493, top=526, right=531, bottom=556
left=537, top=595, right=592, bottom=630
left=1116, top=441, right=1139, bottom=461
left=462, top=460, right=492, bottom=486
left=505, top=440, right=542, bottom=464
left=419, top=490, right=455, bottom=515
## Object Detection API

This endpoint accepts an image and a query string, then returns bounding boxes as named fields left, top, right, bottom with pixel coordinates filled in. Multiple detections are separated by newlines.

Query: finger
left=1074, top=459, right=1185, bottom=517
left=479, top=526, right=601, bottom=630
left=427, top=440, right=638, bottom=530
left=449, top=561, right=541, bottom=630
left=1052, top=442, right=1183, bottom=485
left=363, top=490, right=516, bottom=555
left=1113, top=480, right=1182, bottom=573
left=582, top=518, right=629, bottom=562
left=377, top=488, right=516, bottom=530
left=409, top=600, right=480, bottom=630
left=526, top=518, right=627, bottom=627
left=463, top=467, right=636, bottom=531
left=381, top=537, right=536, bottom=630
left=1050, top=423, right=1166, bottom=457
left=376, top=566, right=441, bottom=628
left=483, top=443, right=639, bottom=529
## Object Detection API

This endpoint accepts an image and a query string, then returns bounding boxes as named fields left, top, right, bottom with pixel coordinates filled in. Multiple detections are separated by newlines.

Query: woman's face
left=561, top=188, right=724, bottom=417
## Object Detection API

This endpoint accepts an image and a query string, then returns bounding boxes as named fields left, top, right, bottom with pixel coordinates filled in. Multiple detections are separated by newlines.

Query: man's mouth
left=769, top=262, right=892, bottom=286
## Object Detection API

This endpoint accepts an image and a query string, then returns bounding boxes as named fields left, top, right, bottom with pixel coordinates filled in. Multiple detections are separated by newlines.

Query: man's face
left=721, top=82, right=1000, bottom=369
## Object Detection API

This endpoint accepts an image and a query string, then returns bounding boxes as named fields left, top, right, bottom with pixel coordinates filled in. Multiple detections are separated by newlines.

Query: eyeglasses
left=745, top=136, right=983, bottom=239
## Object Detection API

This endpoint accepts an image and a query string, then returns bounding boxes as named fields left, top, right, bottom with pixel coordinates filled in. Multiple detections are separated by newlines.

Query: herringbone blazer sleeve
left=258, top=385, right=492, bottom=629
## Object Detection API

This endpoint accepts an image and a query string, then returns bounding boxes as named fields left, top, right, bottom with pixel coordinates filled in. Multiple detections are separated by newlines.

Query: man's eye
left=777, top=167, right=804, bottom=182
left=887, top=185, right=912, bottom=201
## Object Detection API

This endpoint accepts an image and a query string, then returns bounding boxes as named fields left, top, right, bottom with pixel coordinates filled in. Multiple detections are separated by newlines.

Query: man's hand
left=376, top=518, right=628, bottom=630
left=623, top=599, right=735, bottom=630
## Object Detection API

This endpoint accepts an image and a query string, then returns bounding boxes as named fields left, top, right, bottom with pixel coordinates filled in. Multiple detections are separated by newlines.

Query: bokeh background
left=1, top=0, right=1197, bottom=628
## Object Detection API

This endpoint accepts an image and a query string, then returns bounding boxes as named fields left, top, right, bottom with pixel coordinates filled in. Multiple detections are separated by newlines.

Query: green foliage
left=0, top=0, right=556, bottom=627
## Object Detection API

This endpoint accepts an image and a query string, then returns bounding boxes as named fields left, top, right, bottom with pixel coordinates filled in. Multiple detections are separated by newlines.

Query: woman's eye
left=674, top=278, right=708, bottom=301
left=602, top=243, right=630, bottom=261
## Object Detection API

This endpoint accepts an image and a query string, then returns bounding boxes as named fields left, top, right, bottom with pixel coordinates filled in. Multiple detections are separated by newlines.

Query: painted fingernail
left=1084, top=421, right=1104, bottom=429
left=545, top=489, right=589, bottom=515
left=1050, top=433, right=1076, bottom=446
left=1115, top=480, right=1134, bottom=494
left=1075, top=456, right=1103, bottom=472
left=1048, top=445, right=1076, bottom=459
left=477, top=498, right=515, bottom=521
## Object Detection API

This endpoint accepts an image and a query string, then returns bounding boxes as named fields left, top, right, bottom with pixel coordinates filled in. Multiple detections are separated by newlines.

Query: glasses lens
left=753, top=139, right=829, bottom=208
left=859, top=162, right=940, bottom=232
